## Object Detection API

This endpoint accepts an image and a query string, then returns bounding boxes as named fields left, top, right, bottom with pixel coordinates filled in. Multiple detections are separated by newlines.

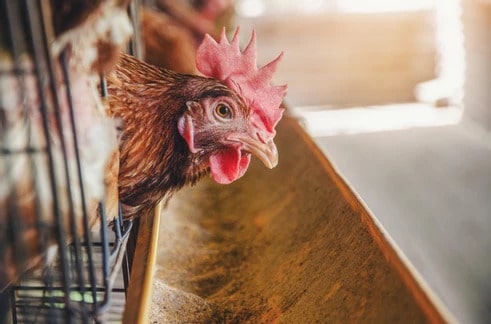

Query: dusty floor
left=150, top=117, right=428, bottom=323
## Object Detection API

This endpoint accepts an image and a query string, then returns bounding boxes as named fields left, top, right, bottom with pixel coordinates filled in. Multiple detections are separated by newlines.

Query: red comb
left=196, top=28, right=287, bottom=134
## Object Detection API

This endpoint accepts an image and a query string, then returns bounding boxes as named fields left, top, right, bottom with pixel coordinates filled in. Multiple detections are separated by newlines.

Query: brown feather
left=106, top=53, right=240, bottom=218
left=141, top=7, right=197, bottom=74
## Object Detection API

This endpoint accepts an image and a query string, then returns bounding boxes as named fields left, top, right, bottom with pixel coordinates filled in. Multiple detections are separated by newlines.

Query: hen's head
left=178, top=28, right=287, bottom=184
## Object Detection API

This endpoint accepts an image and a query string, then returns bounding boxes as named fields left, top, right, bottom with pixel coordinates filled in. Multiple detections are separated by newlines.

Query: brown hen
left=106, top=29, right=287, bottom=219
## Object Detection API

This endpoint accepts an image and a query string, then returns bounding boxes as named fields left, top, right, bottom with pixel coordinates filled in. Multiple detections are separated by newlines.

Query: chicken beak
left=229, top=132, right=279, bottom=169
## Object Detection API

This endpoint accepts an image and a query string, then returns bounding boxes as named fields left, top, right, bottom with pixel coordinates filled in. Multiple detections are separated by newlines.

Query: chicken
left=139, top=1, right=234, bottom=73
left=191, top=0, right=235, bottom=32
left=106, top=28, right=287, bottom=219
left=141, top=7, right=198, bottom=73
left=0, top=0, right=132, bottom=291
left=154, top=0, right=217, bottom=42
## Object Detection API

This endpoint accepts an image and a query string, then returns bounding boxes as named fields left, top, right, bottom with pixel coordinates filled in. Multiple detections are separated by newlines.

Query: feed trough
left=148, top=116, right=444, bottom=323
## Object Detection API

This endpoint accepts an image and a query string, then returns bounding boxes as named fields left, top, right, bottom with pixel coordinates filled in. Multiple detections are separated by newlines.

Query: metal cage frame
left=0, top=0, right=143, bottom=322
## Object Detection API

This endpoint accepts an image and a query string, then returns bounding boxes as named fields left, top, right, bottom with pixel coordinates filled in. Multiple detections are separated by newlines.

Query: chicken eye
left=215, top=103, right=232, bottom=119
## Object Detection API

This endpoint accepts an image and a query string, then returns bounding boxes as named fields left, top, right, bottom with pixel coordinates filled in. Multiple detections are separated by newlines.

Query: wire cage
left=0, top=0, right=142, bottom=322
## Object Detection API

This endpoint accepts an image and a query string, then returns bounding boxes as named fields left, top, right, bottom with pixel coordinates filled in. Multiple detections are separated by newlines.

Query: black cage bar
left=0, top=0, right=140, bottom=322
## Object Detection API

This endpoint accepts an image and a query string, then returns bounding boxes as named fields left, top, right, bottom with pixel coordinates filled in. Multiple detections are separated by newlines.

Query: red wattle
left=209, top=148, right=251, bottom=184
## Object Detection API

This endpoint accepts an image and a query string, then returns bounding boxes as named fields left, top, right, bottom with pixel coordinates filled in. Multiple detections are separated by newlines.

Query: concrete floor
left=310, top=117, right=491, bottom=323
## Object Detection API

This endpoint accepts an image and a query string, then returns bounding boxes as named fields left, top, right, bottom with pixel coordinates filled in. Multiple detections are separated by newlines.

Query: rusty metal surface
left=150, top=117, right=433, bottom=323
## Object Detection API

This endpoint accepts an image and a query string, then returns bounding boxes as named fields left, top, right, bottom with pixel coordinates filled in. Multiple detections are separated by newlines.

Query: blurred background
left=235, top=0, right=463, bottom=132
left=234, top=0, right=490, bottom=323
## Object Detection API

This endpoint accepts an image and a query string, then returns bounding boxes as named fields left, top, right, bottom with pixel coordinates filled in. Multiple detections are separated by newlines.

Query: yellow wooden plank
left=123, top=201, right=162, bottom=324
